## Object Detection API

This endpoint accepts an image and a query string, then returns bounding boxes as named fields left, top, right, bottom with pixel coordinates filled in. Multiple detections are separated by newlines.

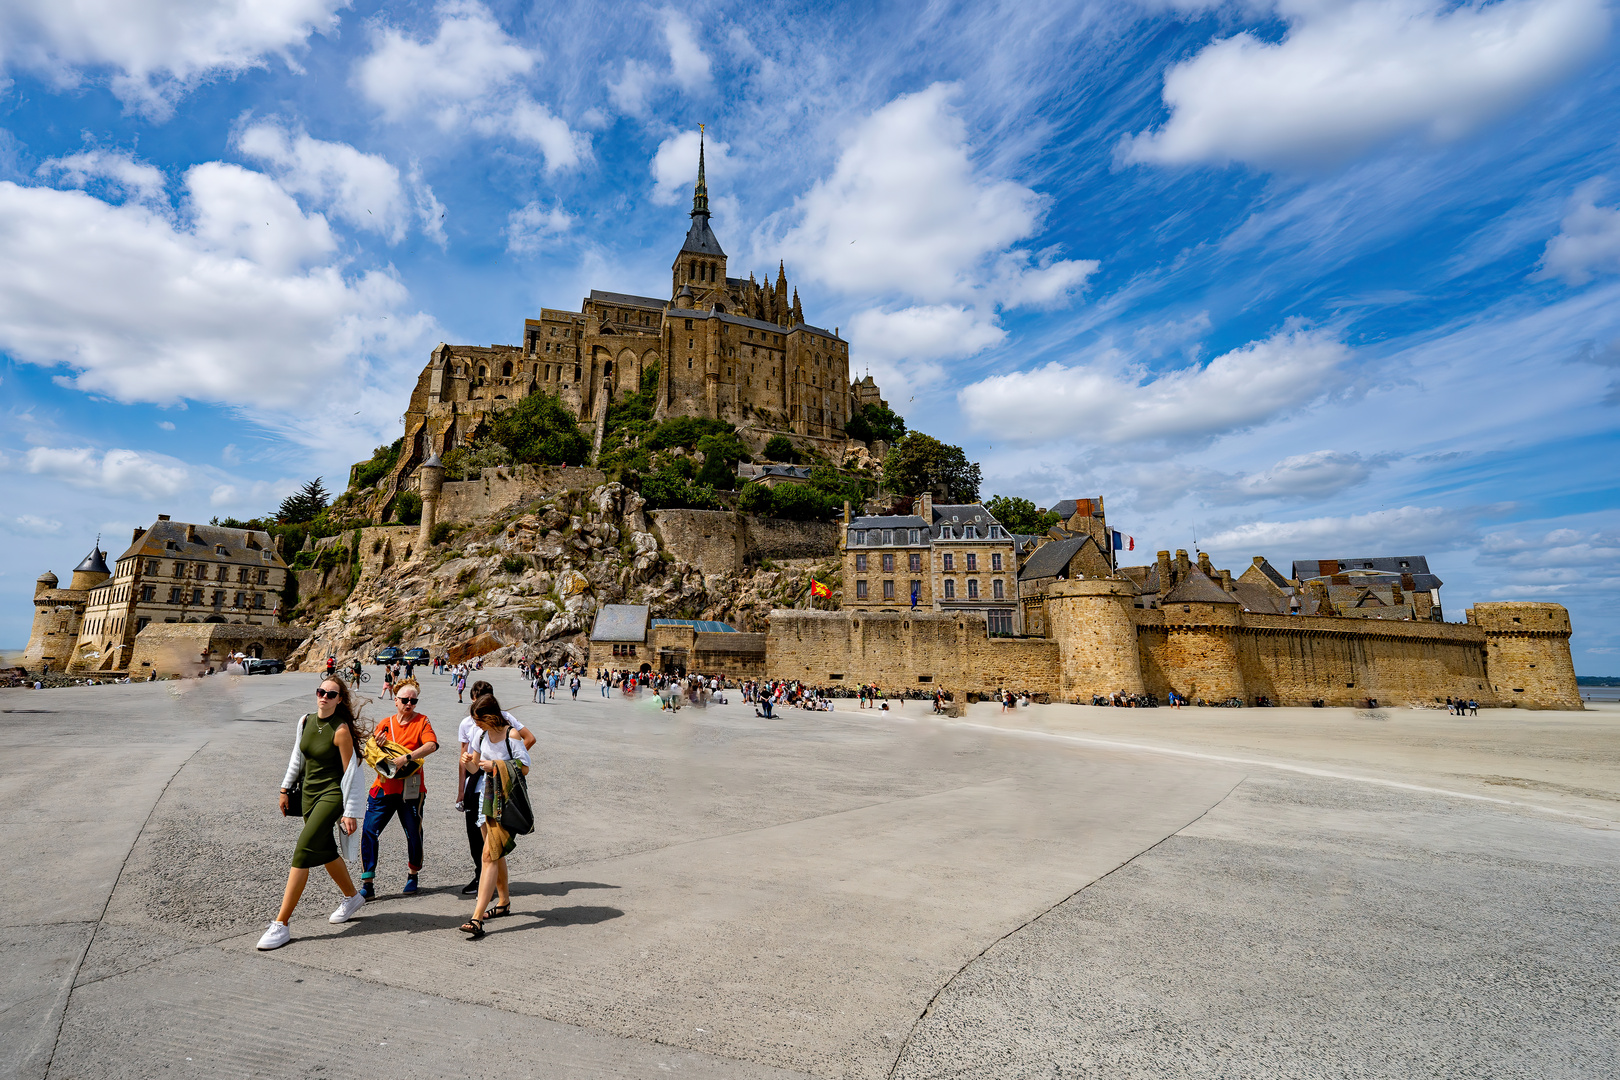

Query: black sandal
left=484, top=902, right=511, bottom=919
left=459, top=918, right=485, bottom=938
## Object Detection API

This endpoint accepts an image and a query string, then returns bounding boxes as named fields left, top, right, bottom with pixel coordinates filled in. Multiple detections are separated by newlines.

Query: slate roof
left=1163, top=571, right=1239, bottom=604
left=680, top=215, right=726, bottom=257
left=850, top=515, right=928, bottom=530
left=931, top=503, right=1001, bottom=540
left=1250, top=558, right=1291, bottom=589
left=652, top=618, right=738, bottom=633
left=1232, top=581, right=1288, bottom=614
left=590, top=604, right=650, bottom=642
left=589, top=290, right=666, bottom=311
left=1018, top=534, right=1094, bottom=581
left=75, top=545, right=110, bottom=575
left=119, top=520, right=286, bottom=567
left=1292, top=555, right=1441, bottom=591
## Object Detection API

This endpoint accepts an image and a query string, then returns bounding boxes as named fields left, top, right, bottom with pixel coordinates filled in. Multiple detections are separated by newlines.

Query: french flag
left=1112, top=530, right=1135, bottom=552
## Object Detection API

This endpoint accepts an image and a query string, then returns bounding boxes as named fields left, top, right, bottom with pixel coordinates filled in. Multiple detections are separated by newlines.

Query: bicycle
left=347, top=668, right=371, bottom=686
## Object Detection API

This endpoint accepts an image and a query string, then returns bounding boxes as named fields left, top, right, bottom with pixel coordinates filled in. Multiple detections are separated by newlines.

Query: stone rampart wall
left=1470, top=602, right=1582, bottom=709
left=766, top=610, right=1060, bottom=694
left=436, top=465, right=607, bottom=523
left=652, top=510, right=838, bottom=574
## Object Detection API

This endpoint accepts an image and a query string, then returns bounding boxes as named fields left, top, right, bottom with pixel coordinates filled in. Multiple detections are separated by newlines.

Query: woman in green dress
left=257, top=676, right=372, bottom=951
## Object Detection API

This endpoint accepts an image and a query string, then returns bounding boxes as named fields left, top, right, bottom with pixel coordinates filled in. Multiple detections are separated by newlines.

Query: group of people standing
left=256, top=672, right=532, bottom=951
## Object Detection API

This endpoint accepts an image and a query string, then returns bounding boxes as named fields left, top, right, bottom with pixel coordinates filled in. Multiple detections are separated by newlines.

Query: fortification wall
left=128, top=623, right=310, bottom=678
left=766, top=610, right=1060, bottom=695
left=652, top=511, right=839, bottom=574
left=1045, top=580, right=1143, bottom=698
left=436, top=465, right=606, bottom=522
left=1470, top=602, right=1582, bottom=709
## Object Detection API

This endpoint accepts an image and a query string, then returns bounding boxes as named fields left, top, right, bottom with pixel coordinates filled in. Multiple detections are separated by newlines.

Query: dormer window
left=964, top=526, right=977, bottom=539
left=215, top=544, right=228, bottom=555
left=940, top=527, right=953, bottom=540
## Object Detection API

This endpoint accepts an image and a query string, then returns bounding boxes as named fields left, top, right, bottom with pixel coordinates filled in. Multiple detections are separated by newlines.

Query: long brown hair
left=318, top=675, right=373, bottom=746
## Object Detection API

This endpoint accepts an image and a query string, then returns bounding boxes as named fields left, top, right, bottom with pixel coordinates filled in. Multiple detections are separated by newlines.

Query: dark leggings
left=463, top=774, right=483, bottom=873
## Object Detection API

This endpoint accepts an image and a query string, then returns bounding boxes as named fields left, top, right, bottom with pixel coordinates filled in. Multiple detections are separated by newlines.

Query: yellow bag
left=362, top=735, right=421, bottom=778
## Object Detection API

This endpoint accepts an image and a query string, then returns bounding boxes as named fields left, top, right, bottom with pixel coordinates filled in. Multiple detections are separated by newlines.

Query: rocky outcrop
left=288, top=483, right=841, bottom=671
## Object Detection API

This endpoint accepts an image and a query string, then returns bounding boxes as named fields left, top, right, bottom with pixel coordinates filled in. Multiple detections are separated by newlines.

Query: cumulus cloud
left=1220, top=449, right=1380, bottom=500
left=38, top=148, right=166, bottom=203
left=777, top=84, right=1095, bottom=307
left=1537, top=179, right=1620, bottom=285
left=156, top=420, right=176, bottom=430
left=0, top=0, right=346, bottom=119
left=960, top=323, right=1350, bottom=444
left=0, top=168, right=434, bottom=413
left=354, top=1, right=587, bottom=172
left=25, top=446, right=192, bottom=500
left=650, top=129, right=734, bottom=206
left=1123, top=0, right=1611, bottom=169
left=236, top=121, right=435, bottom=244
left=3, top=513, right=63, bottom=536
left=1202, top=505, right=1471, bottom=556
left=662, top=10, right=711, bottom=90
left=506, top=202, right=572, bottom=254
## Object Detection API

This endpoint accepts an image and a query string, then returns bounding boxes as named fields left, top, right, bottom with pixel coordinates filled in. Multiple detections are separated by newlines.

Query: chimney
left=1219, top=569, right=1235, bottom=592
left=132, top=526, right=146, bottom=543
left=1253, top=556, right=1266, bottom=568
left=842, top=500, right=851, bottom=525
left=158, top=514, right=171, bottom=521
left=1175, top=549, right=1191, bottom=581
left=919, top=492, right=933, bottom=524
left=1197, top=551, right=1213, bottom=577
left=1157, top=550, right=1173, bottom=591
left=186, top=523, right=198, bottom=543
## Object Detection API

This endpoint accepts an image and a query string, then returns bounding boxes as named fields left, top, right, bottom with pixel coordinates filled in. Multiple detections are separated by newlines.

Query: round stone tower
left=1045, top=578, right=1144, bottom=701
left=1158, top=571, right=1246, bottom=704
left=417, top=451, right=446, bottom=551
left=1469, top=602, right=1581, bottom=710
left=68, top=542, right=110, bottom=592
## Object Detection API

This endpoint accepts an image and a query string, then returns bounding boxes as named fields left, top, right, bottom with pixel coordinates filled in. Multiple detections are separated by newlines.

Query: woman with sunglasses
left=257, top=677, right=371, bottom=951
left=359, top=677, right=438, bottom=899
left=459, top=693, right=530, bottom=939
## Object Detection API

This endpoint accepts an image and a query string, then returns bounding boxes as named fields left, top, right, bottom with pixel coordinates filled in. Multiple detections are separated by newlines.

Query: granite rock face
left=289, top=484, right=840, bottom=671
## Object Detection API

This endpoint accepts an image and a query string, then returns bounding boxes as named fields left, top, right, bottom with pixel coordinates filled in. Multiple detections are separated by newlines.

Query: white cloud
left=1123, top=0, right=1611, bottom=169
left=609, top=60, right=657, bottom=115
left=156, top=420, right=176, bottom=430
left=662, top=10, right=711, bottom=90
left=847, top=305, right=1004, bottom=405
left=0, top=168, right=434, bottom=414
left=1203, top=505, right=1470, bottom=556
left=960, top=324, right=1351, bottom=443
left=506, top=202, right=572, bottom=254
left=38, top=148, right=166, bottom=203
left=1537, top=179, right=1620, bottom=286
left=0, top=0, right=347, bottom=119
left=354, top=1, right=587, bottom=173
left=650, top=129, right=734, bottom=206
left=25, top=446, right=192, bottom=500
left=236, top=121, right=429, bottom=244
left=777, top=84, right=1096, bottom=307
left=1222, top=449, right=1377, bottom=500
left=3, top=514, right=63, bottom=536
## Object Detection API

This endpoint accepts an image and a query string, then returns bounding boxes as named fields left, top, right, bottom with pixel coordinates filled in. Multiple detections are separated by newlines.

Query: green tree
left=488, top=392, right=591, bottom=466
left=738, top=481, right=773, bottom=515
left=394, top=491, right=422, bottom=526
left=763, top=434, right=798, bottom=463
left=695, top=430, right=751, bottom=489
left=277, top=477, right=330, bottom=524
left=441, top=437, right=512, bottom=480
left=641, top=467, right=723, bottom=511
left=985, top=495, right=1061, bottom=536
left=350, top=437, right=403, bottom=490
left=843, top=403, right=906, bottom=445
left=769, top=483, right=841, bottom=521
left=882, top=433, right=981, bottom=503
left=647, top=415, right=733, bottom=451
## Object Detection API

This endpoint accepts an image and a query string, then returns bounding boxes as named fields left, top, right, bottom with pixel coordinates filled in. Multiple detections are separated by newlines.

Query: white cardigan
left=282, top=714, right=368, bottom=822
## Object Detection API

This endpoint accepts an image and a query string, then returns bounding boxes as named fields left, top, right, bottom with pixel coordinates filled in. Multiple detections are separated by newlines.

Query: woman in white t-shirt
left=459, top=693, right=531, bottom=939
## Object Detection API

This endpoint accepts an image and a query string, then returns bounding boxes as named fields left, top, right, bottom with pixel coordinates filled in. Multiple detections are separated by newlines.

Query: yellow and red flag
left=810, top=579, right=831, bottom=599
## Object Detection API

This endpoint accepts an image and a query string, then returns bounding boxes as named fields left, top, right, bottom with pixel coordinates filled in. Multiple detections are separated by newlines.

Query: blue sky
left=2, top=0, right=1619, bottom=673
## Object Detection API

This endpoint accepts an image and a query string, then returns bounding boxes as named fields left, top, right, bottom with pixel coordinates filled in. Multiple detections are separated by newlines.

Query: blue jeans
left=361, top=790, right=423, bottom=879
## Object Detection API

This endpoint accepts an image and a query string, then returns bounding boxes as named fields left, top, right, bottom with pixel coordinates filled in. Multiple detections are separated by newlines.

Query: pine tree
left=277, top=477, right=330, bottom=524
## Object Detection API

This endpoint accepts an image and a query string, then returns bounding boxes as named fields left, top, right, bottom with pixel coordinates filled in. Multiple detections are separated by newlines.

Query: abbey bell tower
left=671, top=128, right=727, bottom=302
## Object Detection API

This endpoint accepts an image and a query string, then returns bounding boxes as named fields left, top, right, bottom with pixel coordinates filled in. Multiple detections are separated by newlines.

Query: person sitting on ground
left=459, top=694, right=531, bottom=939
left=258, top=676, right=370, bottom=951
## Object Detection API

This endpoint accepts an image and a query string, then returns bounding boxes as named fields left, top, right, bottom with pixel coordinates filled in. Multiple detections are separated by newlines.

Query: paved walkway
left=2, top=675, right=1615, bottom=1078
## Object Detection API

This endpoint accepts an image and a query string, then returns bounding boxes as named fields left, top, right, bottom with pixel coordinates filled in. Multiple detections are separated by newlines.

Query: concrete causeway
left=3, top=673, right=1616, bottom=1078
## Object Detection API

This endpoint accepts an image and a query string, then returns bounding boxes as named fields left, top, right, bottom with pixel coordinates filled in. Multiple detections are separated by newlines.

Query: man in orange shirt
left=360, top=677, right=438, bottom=898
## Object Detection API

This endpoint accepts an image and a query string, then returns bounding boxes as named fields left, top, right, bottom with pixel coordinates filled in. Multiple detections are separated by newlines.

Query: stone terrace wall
left=1132, top=610, right=1498, bottom=707
left=652, top=511, right=838, bottom=574
left=767, top=610, right=1060, bottom=695
left=436, top=465, right=607, bottom=523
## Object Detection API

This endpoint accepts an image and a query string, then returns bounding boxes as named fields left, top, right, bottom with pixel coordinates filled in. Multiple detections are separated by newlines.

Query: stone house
left=587, top=605, right=766, bottom=678
left=1292, top=555, right=1443, bottom=620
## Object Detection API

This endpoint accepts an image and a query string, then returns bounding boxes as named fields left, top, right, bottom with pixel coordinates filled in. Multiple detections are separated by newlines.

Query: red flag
left=810, top=579, right=831, bottom=598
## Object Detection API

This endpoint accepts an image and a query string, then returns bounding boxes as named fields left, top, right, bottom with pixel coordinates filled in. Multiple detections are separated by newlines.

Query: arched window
left=604, top=360, right=613, bottom=376
left=502, top=361, right=513, bottom=377
left=477, top=366, right=487, bottom=378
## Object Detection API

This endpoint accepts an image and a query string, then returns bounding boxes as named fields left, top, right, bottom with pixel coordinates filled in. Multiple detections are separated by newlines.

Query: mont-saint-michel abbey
left=9, top=4, right=1620, bottom=1075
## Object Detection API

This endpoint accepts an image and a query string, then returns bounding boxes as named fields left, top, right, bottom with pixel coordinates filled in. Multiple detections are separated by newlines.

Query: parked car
left=373, top=647, right=403, bottom=665
left=402, top=647, right=430, bottom=664
left=243, top=657, right=285, bottom=675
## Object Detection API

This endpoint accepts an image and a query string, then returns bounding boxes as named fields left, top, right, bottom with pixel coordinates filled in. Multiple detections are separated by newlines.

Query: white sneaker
left=256, top=921, right=290, bottom=950
left=329, top=892, right=366, bottom=924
